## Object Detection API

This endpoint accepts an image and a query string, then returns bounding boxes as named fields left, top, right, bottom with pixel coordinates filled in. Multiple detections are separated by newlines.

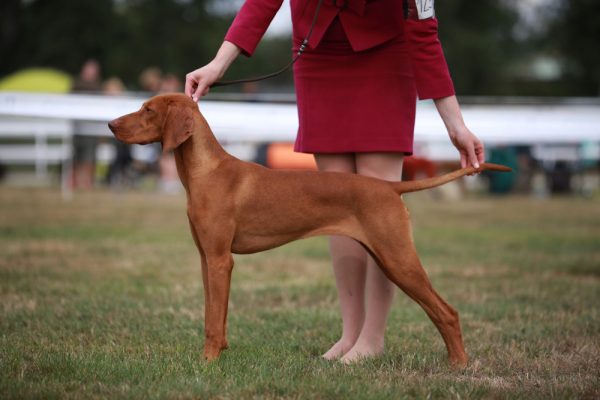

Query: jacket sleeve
left=224, top=0, right=284, bottom=57
left=403, top=1, right=455, bottom=100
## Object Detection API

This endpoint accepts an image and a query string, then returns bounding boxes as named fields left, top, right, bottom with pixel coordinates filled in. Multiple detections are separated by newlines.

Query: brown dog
left=109, top=93, right=511, bottom=365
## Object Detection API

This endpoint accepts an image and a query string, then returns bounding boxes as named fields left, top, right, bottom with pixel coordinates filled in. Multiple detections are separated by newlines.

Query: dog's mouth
left=108, top=125, right=156, bottom=146
left=108, top=120, right=136, bottom=142
left=108, top=127, right=134, bottom=143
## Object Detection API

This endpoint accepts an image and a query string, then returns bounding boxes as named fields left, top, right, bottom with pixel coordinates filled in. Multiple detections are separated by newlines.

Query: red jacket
left=224, top=0, right=454, bottom=99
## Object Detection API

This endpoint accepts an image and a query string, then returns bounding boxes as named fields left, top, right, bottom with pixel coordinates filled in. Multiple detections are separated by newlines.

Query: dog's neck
left=173, top=112, right=230, bottom=191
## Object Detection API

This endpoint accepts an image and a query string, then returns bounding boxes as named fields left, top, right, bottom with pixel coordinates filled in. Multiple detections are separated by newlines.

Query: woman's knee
left=330, top=235, right=367, bottom=264
left=314, top=153, right=356, bottom=173
left=355, top=152, right=404, bottom=181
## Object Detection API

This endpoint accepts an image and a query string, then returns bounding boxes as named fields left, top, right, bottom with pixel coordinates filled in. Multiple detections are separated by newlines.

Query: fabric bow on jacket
left=328, top=0, right=366, bottom=16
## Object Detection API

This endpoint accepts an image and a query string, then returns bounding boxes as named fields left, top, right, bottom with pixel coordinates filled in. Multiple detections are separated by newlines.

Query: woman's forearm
left=433, top=95, right=485, bottom=169
left=433, top=95, right=466, bottom=136
left=212, top=41, right=242, bottom=76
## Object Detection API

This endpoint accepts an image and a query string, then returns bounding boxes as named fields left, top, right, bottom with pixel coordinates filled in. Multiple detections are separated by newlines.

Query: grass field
left=1, top=187, right=599, bottom=399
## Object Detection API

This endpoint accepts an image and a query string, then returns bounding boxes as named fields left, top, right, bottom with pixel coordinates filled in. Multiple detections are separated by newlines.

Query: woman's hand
left=184, top=41, right=242, bottom=101
left=185, top=62, right=224, bottom=101
left=434, top=95, right=485, bottom=169
left=448, top=125, right=485, bottom=169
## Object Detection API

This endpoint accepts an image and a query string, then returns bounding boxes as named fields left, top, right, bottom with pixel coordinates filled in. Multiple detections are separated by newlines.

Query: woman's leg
left=314, top=153, right=368, bottom=360
left=341, top=152, right=404, bottom=363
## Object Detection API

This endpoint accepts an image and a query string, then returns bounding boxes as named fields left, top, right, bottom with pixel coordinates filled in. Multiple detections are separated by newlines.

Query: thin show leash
left=210, top=0, right=326, bottom=88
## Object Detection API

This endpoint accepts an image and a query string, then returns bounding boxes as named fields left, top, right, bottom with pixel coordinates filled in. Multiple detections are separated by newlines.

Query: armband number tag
left=415, top=0, right=435, bottom=20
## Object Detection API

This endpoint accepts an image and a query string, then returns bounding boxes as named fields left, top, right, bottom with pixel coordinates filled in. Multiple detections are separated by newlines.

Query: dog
left=108, top=93, right=511, bottom=365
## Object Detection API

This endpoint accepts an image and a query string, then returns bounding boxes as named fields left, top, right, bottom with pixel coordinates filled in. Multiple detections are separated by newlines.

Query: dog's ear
left=161, top=105, right=194, bottom=153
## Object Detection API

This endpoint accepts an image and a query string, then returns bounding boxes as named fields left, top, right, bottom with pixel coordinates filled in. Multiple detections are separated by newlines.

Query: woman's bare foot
left=339, top=338, right=384, bottom=364
left=322, top=338, right=355, bottom=360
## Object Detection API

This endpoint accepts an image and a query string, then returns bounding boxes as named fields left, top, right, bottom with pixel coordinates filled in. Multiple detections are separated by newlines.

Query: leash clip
left=297, top=39, right=309, bottom=56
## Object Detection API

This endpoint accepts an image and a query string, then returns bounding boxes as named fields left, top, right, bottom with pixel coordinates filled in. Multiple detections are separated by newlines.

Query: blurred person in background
left=102, top=77, right=126, bottom=96
left=71, top=58, right=102, bottom=189
left=72, top=59, right=102, bottom=93
left=185, top=0, right=485, bottom=362
left=139, top=67, right=163, bottom=93
left=160, top=73, right=183, bottom=93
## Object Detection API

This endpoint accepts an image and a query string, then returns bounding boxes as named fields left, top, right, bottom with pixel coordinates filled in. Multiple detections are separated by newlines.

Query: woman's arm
left=403, top=1, right=454, bottom=100
left=434, top=95, right=485, bottom=169
left=185, top=41, right=241, bottom=101
left=402, top=1, right=484, bottom=168
left=185, top=0, right=283, bottom=100
left=224, top=0, right=284, bottom=57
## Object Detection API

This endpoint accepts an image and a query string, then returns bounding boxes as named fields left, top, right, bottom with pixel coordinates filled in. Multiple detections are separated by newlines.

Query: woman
left=185, top=0, right=484, bottom=363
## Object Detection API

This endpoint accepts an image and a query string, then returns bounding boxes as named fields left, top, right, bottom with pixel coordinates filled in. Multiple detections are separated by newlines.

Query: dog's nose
left=108, top=119, right=117, bottom=133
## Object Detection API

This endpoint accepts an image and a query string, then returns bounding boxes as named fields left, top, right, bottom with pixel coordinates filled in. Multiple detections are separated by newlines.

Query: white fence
left=1, top=91, right=599, bottom=197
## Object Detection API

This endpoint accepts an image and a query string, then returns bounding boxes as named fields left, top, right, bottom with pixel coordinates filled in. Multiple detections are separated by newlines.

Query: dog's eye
left=145, top=107, right=153, bottom=113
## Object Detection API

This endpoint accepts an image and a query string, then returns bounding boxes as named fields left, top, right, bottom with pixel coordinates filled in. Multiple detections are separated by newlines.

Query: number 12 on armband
left=416, top=0, right=435, bottom=20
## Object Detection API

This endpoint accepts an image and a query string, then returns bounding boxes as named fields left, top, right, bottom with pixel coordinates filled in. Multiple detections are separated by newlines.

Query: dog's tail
left=391, top=163, right=512, bottom=195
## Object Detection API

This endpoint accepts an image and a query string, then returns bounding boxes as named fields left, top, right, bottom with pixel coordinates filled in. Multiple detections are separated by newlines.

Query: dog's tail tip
left=479, top=163, right=513, bottom=173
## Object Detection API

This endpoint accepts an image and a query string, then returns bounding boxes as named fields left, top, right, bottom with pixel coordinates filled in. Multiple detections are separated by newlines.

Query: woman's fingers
left=185, top=70, right=201, bottom=98
left=185, top=73, right=208, bottom=102
left=467, top=144, right=480, bottom=169
left=193, top=82, right=208, bottom=102
left=185, top=65, right=221, bottom=101
left=476, top=140, right=486, bottom=165
left=452, top=128, right=485, bottom=170
left=460, top=151, right=467, bottom=169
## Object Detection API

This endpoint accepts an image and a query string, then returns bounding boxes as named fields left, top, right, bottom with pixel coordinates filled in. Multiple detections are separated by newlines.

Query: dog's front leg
left=187, top=218, right=211, bottom=338
left=202, top=252, right=234, bottom=361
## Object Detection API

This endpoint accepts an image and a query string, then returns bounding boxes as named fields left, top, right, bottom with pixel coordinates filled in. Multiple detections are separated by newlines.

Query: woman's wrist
left=433, top=95, right=467, bottom=138
left=447, top=124, right=469, bottom=140
left=434, top=95, right=485, bottom=168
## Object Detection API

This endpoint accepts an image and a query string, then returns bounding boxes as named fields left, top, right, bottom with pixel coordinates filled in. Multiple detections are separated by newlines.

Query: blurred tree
left=435, top=0, right=521, bottom=96
left=0, top=0, right=292, bottom=91
left=1, top=0, right=597, bottom=96
left=7, top=0, right=116, bottom=77
left=104, top=0, right=222, bottom=88
left=546, top=0, right=600, bottom=96
left=0, top=0, right=21, bottom=75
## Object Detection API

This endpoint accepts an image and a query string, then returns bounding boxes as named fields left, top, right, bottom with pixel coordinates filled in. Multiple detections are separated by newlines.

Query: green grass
left=1, top=188, right=598, bottom=399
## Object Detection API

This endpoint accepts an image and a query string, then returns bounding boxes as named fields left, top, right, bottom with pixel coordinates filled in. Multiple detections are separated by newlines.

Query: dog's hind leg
left=381, top=247, right=468, bottom=366
left=354, top=216, right=468, bottom=366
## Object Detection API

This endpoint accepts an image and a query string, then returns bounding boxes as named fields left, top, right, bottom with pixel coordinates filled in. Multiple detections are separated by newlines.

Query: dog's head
left=108, top=93, right=197, bottom=153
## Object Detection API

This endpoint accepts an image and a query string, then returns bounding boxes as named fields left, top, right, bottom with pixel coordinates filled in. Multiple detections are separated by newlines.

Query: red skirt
left=293, top=18, right=417, bottom=154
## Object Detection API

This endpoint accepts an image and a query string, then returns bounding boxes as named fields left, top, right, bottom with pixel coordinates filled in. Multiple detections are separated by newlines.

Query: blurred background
left=0, top=0, right=599, bottom=197
left=3, top=3, right=600, bottom=397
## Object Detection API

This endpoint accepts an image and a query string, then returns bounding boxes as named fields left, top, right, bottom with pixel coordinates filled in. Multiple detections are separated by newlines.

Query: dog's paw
left=203, top=339, right=229, bottom=361
left=203, top=350, right=221, bottom=361
left=448, top=354, right=469, bottom=369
